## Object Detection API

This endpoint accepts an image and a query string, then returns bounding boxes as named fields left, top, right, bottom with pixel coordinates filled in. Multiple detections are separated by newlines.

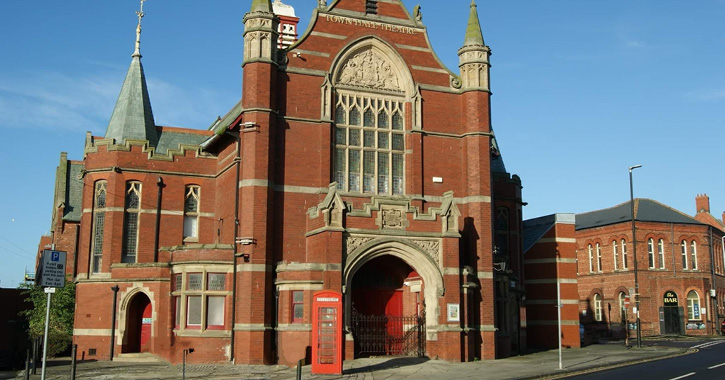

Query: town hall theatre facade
left=45, top=0, right=525, bottom=365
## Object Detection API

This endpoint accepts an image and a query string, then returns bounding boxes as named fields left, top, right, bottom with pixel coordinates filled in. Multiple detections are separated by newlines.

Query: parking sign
left=40, top=250, right=67, bottom=288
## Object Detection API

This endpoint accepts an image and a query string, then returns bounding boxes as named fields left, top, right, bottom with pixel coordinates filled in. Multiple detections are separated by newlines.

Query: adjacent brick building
left=40, top=0, right=528, bottom=365
left=575, top=196, right=725, bottom=338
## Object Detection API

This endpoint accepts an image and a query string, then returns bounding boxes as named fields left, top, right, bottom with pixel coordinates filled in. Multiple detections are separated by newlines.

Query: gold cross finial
left=133, top=0, right=146, bottom=57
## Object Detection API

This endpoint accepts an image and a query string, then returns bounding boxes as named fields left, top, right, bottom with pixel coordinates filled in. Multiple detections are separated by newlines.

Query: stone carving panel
left=381, top=208, right=404, bottom=229
left=413, top=239, right=441, bottom=266
left=336, top=49, right=402, bottom=92
left=346, top=236, right=373, bottom=254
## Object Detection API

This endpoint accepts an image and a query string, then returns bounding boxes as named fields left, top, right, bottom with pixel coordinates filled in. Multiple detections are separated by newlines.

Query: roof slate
left=62, top=162, right=84, bottom=222
left=576, top=199, right=703, bottom=230
left=155, top=130, right=209, bottom=155
left=104, top=56, right=157, bottom=146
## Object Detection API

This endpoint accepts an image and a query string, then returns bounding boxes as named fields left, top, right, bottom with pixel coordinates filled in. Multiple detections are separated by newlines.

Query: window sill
left=174, top=329, right=231, bottom=338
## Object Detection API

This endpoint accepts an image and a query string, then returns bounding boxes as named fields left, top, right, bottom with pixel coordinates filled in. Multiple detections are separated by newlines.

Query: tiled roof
left=62, top=162, right=84, bottom=222
left=523, top=214, right=575, bottom=254
left=575, top=199, right=703, bottom=230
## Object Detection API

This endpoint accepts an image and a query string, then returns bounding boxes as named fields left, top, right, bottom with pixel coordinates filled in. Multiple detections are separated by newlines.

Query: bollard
left=24, top=348, right=30, bottom=380
left=70, top=344, right=77, bottom=380
left=31, top=337, right=38, bottom=375
left=297, top=358, right=303, bottom=380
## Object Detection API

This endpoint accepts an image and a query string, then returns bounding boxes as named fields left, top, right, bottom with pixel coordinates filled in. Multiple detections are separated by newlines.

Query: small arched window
left=618, top=292, right=627, bottom=322
left=687, top=290, right=701, bottom=320
left=91, top=181, right=107, bottom=273
left=596, top=243, right=602, bottom=272
left=658, top=239, right=665, bottom=269
left=122, top=181, right=142, bottom=263
left=184, top=186, right=200, bottom=241
left=593, top=294, right=603, bottom=322
left=647, top=238, right=655, bottom=269
left=691, top=241, right=698, bottom=270
left=613, top=240, right=619, bottom=271
left=588, top=244, right=594, bottom=273
left=621, top=239, right=628, bottom=269
left=681, top=240, right=688, bottom=269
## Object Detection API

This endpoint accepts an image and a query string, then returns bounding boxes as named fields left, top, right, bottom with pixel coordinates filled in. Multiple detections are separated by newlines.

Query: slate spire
left=104, top=0, right=157, bottom=145
left=464, top=0, right=485, bottom=46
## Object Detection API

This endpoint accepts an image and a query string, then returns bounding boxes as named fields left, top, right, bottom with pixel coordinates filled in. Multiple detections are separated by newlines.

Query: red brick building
left=523, top=214, right=580, bottom=349
left=41, top=0, right=527, bottom=365
left=575, top=196, right=725, bottom=338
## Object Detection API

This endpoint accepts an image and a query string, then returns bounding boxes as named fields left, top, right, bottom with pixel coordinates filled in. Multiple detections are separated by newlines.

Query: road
left=567, top=339, right=725, bottom=380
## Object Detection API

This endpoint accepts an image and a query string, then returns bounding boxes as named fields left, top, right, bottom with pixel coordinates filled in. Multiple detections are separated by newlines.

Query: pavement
left=0, top=340, right=693, bottom=380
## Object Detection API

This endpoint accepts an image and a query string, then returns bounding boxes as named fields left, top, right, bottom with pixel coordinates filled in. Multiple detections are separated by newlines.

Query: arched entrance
left=123, top=292, right=152, bottom=353
left=344, top=238, right=445, bottom=358
left=350, top=255, right=424, bottom=357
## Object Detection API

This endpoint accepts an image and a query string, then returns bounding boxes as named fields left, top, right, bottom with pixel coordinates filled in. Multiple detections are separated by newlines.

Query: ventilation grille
left=88, top=348, right=97, bottom=356
left=366, top=0, right=378, bottom=14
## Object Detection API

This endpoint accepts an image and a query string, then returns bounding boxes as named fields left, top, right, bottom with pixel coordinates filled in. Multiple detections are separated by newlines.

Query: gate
left=351, top=308, right=426, bottom=357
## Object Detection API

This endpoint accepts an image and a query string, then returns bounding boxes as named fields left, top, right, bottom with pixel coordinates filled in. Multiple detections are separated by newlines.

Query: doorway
left=123, top=293, right=152, bottom=353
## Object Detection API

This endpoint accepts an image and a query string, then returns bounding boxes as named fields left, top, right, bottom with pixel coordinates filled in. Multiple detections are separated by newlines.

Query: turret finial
left=464, top=0, right=484, bottom=46
left=133, top=0, right=146, bottom=57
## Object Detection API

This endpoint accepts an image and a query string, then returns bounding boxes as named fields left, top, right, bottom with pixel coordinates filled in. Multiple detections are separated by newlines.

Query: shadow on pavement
left=345, top=357, right=429, bottom=374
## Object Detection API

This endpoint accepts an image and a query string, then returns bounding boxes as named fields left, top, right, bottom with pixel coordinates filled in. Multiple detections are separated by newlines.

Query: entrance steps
left=114, top=353, right=164, bottom=363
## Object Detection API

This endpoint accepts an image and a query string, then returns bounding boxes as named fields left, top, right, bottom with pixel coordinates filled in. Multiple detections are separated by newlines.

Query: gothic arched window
left=333, top=93, right=405, bottom=195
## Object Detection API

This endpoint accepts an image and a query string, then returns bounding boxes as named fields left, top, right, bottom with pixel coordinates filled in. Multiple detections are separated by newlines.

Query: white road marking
left=708, top=362, right=725, bottom=370
left=668, top=372, right=696, bottom=380
left=691, top=341, right=724, bottom=349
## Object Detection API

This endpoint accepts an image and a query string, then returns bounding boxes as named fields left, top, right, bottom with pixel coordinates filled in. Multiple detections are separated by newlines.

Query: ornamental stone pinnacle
left=458, top=0, right=491, bottom=91
left=133, top=0, right=146, bottom=58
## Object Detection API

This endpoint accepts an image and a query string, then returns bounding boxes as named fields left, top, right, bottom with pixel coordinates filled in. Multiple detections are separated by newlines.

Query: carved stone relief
left=345, top=236, right=374, bottom=254
left=336, top=49, right=402, bottom=92
left=412, top=239, right=441, bottom=266
left=381, top=208, right=404, bottom=229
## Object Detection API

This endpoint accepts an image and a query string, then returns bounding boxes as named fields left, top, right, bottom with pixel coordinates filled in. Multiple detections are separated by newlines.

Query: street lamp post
left=629, top=164, right=642, bottom=348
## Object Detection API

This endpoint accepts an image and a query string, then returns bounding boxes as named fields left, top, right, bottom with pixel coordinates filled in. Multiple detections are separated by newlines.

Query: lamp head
left=628, top=164, right=642, bottom=172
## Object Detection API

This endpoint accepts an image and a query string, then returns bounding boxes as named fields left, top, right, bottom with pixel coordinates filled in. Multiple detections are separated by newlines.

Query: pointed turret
left=105, top=0, right=157, bottom=145
left=458, top=0, right=491, bottom=91
left=464, top=0, right=485, bottom=46
left=243, top=0, right=278, bottom=64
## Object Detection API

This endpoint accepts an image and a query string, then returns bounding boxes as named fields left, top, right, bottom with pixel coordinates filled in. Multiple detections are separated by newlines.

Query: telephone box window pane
left=187, top=296, right=202, bottom=326
left=207, top=296, right=225, bottom=327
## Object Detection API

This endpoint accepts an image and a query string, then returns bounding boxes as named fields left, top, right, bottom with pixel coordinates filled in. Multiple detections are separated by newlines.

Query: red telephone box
left=311, top=290, right=343, bottom=375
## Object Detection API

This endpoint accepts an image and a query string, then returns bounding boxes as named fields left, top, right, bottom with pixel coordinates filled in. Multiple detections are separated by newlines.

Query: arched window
left=596, top=243, right=602, bottom=272
left=613, top=240, right=619, bottom=271
left=618, top=292, right=627, bottom=322
left=621, top=239, right=628, bottom=269
left=687, top=290, right=701, bottom=320
left=593, top=294, right=603, bottom=321
left=681, top=240, right=688, bottom=269
left=691, top=241, right=698, bottom=270
left=588, top=244, right=594, bottom=273
left=647, top=238, right=655, bottom=269
left=122, top=181, right=141, bottom=263
left=658, top=239, right=665, bottom=269
left=334, top=93, right=405, bottom=195
left=184, top=186, right=200, bottom=240
left=91, top=181, right=107, bottom=273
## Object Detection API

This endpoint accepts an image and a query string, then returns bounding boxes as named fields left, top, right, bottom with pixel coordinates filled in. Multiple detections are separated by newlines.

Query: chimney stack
left=696, top=194, right=710, bottom=214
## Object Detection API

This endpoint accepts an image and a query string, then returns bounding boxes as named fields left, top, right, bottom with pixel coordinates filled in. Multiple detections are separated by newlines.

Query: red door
left=139, top=300, right=152, bottom=351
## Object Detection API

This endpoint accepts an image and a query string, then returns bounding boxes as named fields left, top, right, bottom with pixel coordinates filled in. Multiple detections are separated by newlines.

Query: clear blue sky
left=1, top=0, right=723, bottom=288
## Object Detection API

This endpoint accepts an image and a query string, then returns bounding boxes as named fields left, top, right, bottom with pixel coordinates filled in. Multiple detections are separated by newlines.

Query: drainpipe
left=153, top=177, right=164, bottom=263
left=73, top=224, right=80, bottom=279
left=110, top=285, right=120, bottom=360
left=229, top=130, right=241, bottom=363
left=709, top=227, right=716, bottom=335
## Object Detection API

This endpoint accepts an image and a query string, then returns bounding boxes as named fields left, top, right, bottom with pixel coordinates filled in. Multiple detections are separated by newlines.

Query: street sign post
left=39, top=250, right=66, bottom=380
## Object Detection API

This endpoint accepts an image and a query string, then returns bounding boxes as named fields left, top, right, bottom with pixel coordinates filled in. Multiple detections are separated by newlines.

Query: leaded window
left=122, top=181, right=141, bottom=263
left=172, top=271, right=228, bottom=330
left=184, top=186, right=200, bottom=240
left=334, top=93, right=405, bottom=195
left=91, top=181, right=107, bottom=273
